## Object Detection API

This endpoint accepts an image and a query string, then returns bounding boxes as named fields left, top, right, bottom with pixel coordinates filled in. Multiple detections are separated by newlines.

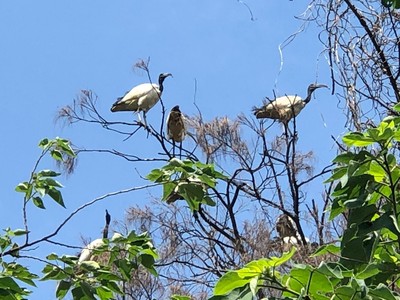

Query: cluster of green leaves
left=210, top=248, right=295, bottom=300
left=15, top=137, right=75, bottom=209
left=382, top=0, right=400, bottom=9
left=209, top=110, right=400, bottom=299
left=0, top=229, right=38, bottom=299
left=0, top=138, right=76, bottom=299
left=42, top=231, right=158, bottom=300
left=146, top=158, right=227, bottom=211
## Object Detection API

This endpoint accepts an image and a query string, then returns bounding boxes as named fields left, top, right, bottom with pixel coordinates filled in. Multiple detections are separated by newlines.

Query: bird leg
left=135, top=111, right=143, bottom=125
left=179, top=142, right=182, bottom=160
left=172, top=140, right=176, bottom=158
left=143, top=112, right=148, bottom=128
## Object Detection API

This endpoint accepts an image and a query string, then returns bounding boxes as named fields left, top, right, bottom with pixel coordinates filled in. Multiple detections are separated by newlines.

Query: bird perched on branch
left=253, top=83, right=327, bottom=123
left=111, top=73, right=172, bottom=126
left=276, top=214, right=298, bottom=241
left=78, top=210, right=111, bottom=264
left=166, top=105, right=186, bottom=157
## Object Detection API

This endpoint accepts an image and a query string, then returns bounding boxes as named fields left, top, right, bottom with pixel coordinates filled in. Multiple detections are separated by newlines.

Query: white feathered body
left=78, top=238, right=105, bottom=263
left=254, top=95, right=306, bottom=122
left=111, top=83, right=161, bottom=113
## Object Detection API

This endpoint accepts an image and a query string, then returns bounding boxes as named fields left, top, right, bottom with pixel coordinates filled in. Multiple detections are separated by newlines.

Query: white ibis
left=253, top=83, right=327, bottom=123
left=78, top=210, right=111, bottom=264
left=111, top=73, right=172, bottom=126
left=166, top=105, right=186, bottom=157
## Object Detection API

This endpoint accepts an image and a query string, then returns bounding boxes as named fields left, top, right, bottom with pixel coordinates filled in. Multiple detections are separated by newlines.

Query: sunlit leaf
left=214, top=272, right=252, bottom=296
left=15, top=182, right=30, bottom=193
left=343, top=132, right=374, bottom=147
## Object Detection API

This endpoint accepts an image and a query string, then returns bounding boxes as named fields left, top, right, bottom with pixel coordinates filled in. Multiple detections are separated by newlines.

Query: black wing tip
left=110, top=98, right=123, bottom=112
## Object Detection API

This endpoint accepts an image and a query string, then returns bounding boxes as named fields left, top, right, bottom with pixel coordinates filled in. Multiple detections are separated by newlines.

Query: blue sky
left=0, top=1, right=342, bottom=298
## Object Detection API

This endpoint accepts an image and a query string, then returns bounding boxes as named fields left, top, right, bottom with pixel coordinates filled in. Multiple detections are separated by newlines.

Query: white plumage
left=78, top=239, right=106, bottom=263
left=111, top=73, right=172, bottom=125
left=78, top=210, right=111, bottom=264
left=253, top=83, right=327, bottom=123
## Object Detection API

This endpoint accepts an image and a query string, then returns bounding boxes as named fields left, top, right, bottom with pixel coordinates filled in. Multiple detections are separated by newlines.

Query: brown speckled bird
left=166, top=105, right=186, bottom=157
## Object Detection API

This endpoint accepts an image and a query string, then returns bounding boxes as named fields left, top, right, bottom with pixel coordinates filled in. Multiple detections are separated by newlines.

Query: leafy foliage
left=15, top=137, right=76, bottom=209
left=42, top=232, right=157, bottom=300
left=146, top=158, right=227, bottom=211
left=210, top=114, right=400, bottom=299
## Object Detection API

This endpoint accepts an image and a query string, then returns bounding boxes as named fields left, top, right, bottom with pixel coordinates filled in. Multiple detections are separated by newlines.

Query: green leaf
left=43, top=178, right=63, bottom=188
left=51, top=149, right=63, bottom=161
left=12, top=229, right=29, bottom=237
left=103, top=280, right=122, bottom=294
left=71, top=286, right=86, bottom=300
left=47, top=188, right=65, bottom=208
left=311, top=244, right=340, bottom=257
left=356, top=263, right=380, bottom=279
left=140, top=254, right=156, bottom=273
left=0, top=276, right=24, bottom=293
left=369, top=283, right=397, bottom=300
left=284, top=265, right=333, bottom=298
left=210, top=285, right=253, bottom=300
left=393, top=103, right=400, bottom=112
left=335, top=286, right=358, bottom=299
left=96, top=286, right=114, bottom=300
left=366, top=160, right=386, bottom=182
left=37, top=170, right=61, bottom=177
left=171, top=295, right=191, bottom=300
left=46, top=253, right=59, bottom=260
left=146, top=168, right=165, bottom=182
left=15, top=182, right=30, bottom=193
left=38, top=138, right=50, bottom=149
left=198, top=174, right=216, bottom=188
left=169, top=158, right=185, bottom=167
left=214, top=249, right=295, bottom=296
left=333, top=152, right=356, bottom=164
left=171, top=295, right=192, bottom=300
left=203, top=196, right=216, bottom=206
left=214, top=272, right=252, bottom=296
left=56, top=280, right=71, bottom=299
left=56, top=138, right=76, bottom=157
left=32, top=197, right=45, bottom=209
left=80, top=281, right=96, bottom=300
left=343, top=132, right=374, bottom=147
left=325, top=167, right=347, bottom=183
left=41, top=266, right=64, bottom=281
left=178, top=183, right=205, bottom=211
left=316, top=262, right=343, bottom=279
left=80, top=261, right=101, bottom=272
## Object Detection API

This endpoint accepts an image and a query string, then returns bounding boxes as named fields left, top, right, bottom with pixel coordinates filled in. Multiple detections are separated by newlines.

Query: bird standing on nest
left=78, top=210, right=111, bottom=264
left=166, top=105, right=186, bottom=158
left=111, top=73, right=172, bottom=127
left=253, top=83, right=327, bottom=123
